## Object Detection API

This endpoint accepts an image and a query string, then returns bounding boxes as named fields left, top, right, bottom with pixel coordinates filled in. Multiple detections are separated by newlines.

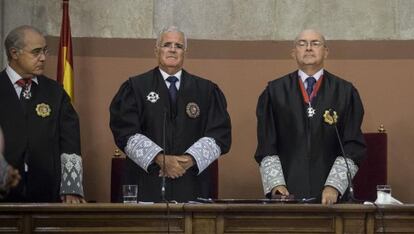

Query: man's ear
left=290, top=48, right=296, bottom=59
left=154, top=46, right=159, bottom=58
left=324, top=47, right=329, bottom=59
left=9, top=48, right=20, bottom=60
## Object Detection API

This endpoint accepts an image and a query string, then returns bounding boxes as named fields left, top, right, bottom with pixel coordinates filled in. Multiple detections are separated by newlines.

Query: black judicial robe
left=255, top=70, right=366, bottom=200
left=0, top=70, right=81, bottom=202
left=110, top=68, right=231, bottom=202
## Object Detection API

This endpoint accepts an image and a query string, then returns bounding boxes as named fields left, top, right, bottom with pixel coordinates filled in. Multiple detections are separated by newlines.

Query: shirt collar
left=6, top=65, right=39, bottom=85
left=159, top=68, right=182, bottom=82
left=298, top=69, right=324, bottom=83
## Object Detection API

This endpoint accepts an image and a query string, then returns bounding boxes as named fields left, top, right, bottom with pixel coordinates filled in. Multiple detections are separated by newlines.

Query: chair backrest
left=353, top=133, right=387, bottom=201
left=110, top=157, right=218, bottom=202
left=110, top=157, right=125, bottom=203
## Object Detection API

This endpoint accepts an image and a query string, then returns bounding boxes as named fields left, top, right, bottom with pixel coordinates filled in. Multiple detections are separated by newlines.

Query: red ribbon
left=298, top=76, right=323, bottom=104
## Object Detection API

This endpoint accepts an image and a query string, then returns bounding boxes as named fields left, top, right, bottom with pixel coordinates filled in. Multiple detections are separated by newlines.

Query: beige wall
left=42, top=37, right=414, bottom=203
left=2, top=0, right=414, bottom=67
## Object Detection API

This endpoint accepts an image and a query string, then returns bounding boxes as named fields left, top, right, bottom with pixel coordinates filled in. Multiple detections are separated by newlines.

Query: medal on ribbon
left=307, top=104, right=316, bottom=117
left=22, top=89, right=32, bottom=100
left=298, top=76, right=323, bottom=118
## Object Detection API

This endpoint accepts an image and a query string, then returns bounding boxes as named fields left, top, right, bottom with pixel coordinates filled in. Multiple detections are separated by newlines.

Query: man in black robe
left=255, top=29, right=366, bottom=204
left=110, top=26, right=231, bottom=202
left=0, top=25, right=85, bottom=203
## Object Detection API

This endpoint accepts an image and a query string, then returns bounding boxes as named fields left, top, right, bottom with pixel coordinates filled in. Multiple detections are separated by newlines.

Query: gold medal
left=186, top=102, right=200, bottom=118
left=35, top=103, right=51, bottom=118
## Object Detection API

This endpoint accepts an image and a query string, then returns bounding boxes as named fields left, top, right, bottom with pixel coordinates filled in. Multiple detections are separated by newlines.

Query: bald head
left=294, top=29, right=327, bottom=47
left=4, top=25, right=43, bottom=60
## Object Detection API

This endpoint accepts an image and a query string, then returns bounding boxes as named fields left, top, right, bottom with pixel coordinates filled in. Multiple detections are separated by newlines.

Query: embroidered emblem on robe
left=36, top=103, right=51, bottom=118
left=146, top=92, right=159, bottom=103
left=186, top=102, right=200, bottom=118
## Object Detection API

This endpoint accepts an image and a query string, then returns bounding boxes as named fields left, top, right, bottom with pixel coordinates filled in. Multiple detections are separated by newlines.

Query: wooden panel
left=222, top=213, right=334, bottom=233
left=0, top=204, right=413, bottom=234
left=342, top=213, right=368, bottom=234
left=32, top=213, right=185, bottom=233
left=192, top=214, right=217, bottom=234
left=0, top=215, right=24, bottom=233
left=375, top=214, right=414, bottom=233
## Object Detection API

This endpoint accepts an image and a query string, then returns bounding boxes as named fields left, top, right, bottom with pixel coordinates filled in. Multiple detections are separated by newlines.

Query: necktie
left=16, top=78, right=32, bottom=100
left=306, top=77, right=316, bottom=97
left=166, top=76, right=178, bottom=104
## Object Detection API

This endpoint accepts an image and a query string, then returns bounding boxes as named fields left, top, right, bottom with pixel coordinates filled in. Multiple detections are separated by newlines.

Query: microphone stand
left=161, top=110, right=167, bottom=202
left=161, top=109, right=170, bottom=233
left=329, top=109, right=356, bottom=202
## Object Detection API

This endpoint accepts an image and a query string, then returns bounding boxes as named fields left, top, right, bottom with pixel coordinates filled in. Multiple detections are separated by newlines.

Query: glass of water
left=376, top=184, right=391, bottom=204
left=122, top=185, right=138, bottom=204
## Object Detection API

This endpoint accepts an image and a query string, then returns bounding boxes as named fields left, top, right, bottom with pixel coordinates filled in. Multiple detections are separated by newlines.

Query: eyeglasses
left=160, top=42, right=185, bottom=50
left=20, top=47, right=49, bottom=57
left=295, top=40, right=324, bottom=48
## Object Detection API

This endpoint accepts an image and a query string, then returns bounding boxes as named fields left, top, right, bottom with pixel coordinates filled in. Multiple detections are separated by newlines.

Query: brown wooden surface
left=0, top=203, right=413, bottom=233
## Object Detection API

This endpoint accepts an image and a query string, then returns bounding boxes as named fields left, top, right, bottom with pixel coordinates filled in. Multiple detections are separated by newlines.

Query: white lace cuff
left=259, top=155, right=286, bottom=195
left=125, top=133, right=163, bottom=172
left=325, top=156, right=358, bottom=195
left=60, top=153, right=84, bottom=197
left=185, top=137, right=221, bottom=174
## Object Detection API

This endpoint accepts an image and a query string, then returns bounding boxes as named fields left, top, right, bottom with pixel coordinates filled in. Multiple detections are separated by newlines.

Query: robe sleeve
left=325, top=156, right=358, bottom=195
left=341, top=86, right=366, bottom=165
left=185, top=84, right=231, bottom=173
left=259, top=155, right=286, bottom=195
left=325, top=85, right=366, bottom=195
left=58, top=91, right=84, bottom=197
left=255, top=87, right=287, bottom=196
left=109, top=81, right=162, bottom=172
left=254, top=86, right=279, bottom=163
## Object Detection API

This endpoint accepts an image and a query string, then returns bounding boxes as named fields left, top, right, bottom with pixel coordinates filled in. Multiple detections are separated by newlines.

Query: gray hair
left=4, top=25, right=43, bottom=60
left=156, top=26, right=187, bottom=50
left=293, top=29, right=327, bottom=47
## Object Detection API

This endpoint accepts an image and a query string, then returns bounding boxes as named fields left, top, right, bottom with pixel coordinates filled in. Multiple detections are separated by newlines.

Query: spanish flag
left=57, top=0, right=74, bottom=101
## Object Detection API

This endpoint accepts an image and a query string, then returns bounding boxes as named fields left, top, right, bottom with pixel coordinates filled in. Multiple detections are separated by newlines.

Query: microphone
left=325, top=108, right=355, bottom=202
left=161, top=109, right=167, bottom=202
left=161, top=108, right=171, bottom=233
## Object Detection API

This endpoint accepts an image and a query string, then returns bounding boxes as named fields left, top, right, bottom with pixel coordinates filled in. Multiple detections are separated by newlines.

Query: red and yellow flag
left=57, top=0, right=74, bottom=101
